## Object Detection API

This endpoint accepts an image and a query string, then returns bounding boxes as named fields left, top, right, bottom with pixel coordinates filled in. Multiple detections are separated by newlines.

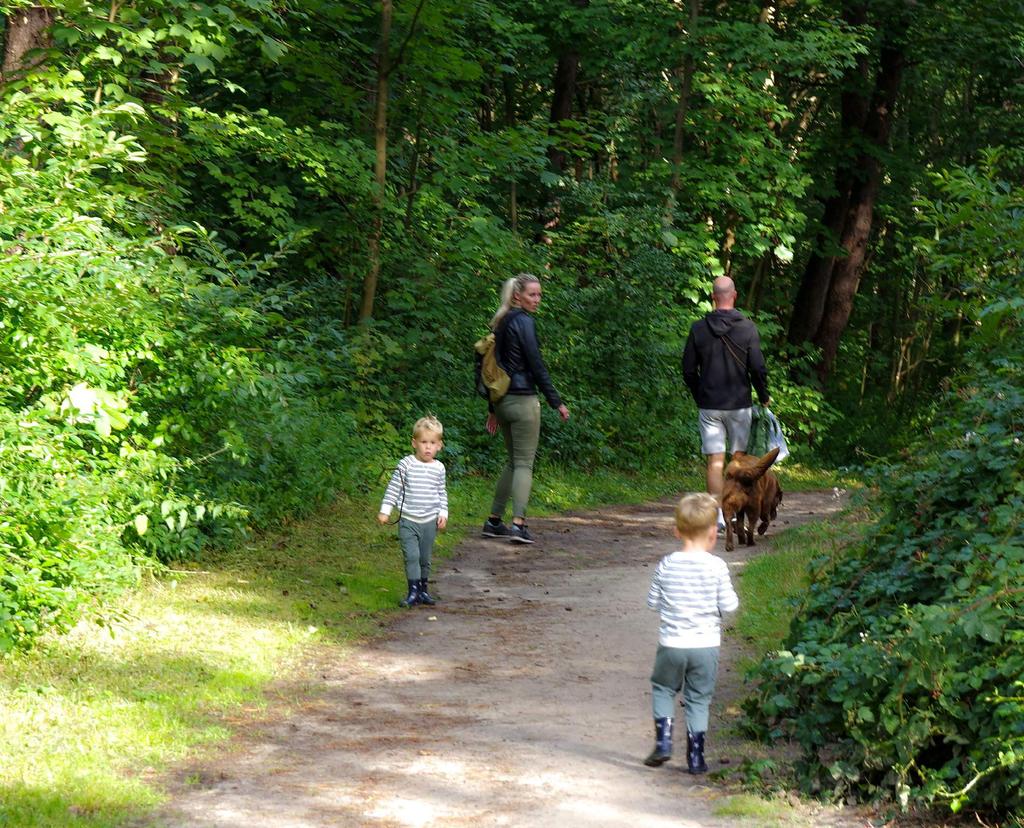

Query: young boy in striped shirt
left=643, top=492, right=739, bottom=773
left=378, top=416, right=449, bottom=608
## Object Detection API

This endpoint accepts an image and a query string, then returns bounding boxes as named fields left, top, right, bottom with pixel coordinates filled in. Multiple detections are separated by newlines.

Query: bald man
left=681, top=277, right=771, bottom=529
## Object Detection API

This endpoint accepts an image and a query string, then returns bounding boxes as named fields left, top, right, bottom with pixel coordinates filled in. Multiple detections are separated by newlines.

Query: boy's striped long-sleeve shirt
left=379, top=455, right=448, bottom=523
left=647, top=549, right=738, bottom=648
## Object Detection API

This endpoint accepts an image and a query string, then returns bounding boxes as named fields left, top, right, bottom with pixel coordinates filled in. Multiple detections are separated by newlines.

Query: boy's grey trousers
left=650, top=644, right=720, bottom=732
left=398, top=517, right=437, bottom=581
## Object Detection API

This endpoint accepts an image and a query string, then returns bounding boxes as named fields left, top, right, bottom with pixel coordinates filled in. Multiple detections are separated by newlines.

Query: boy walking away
left=644, top=493, right=739, bottom=773
left=378, top=416, right=449, bottom=608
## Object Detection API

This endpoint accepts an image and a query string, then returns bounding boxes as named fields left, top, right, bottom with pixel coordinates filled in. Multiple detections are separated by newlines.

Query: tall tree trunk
left=479, top=81, right=493, bottom=131
left=546, top=0, right=589, bottom=174
left=2, top=5, right=52, bottom=79
left=360, top=0, right=392, bottom=323
left=547, top=50, right=579, bottom=173
left=787, top=181, right=853, bottom=344
left=747, top=252, right=770, bottom=313
left=813, top=26, right=907, bottom=380
left=356, top=0, right=426, bottom=321
left=139, top=46, right=181, bottom=105
left=664, top=0, right=700, bottom=225
left=787, top=0, right=869, bottom=345
left=539, top=0, right=588, bottom=243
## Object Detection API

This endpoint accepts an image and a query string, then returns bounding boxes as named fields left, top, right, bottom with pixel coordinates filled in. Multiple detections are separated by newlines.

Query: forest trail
left=155, top=491, right=865, bottom=828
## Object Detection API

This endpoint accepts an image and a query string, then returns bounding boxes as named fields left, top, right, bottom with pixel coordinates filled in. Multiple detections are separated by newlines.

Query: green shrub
left=0, top=89, right=372, bottom=647
left=744, top=164, right=1024, bottom=820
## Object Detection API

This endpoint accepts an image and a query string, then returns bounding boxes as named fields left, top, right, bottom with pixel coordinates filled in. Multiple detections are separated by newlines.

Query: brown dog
left=721, top=447, right=783, bottom=552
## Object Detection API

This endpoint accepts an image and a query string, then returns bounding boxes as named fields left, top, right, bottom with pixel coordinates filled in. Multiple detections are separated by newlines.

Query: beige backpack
left=474, top=332, right=511, bottom=404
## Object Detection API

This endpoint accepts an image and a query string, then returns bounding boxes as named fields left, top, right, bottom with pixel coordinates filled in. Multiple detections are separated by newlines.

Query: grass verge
left=735, top=510, right=869, bottom=654
left=712, top=792, right=810, bottom=825
left=717, top=502, right=873, bottom=822
left=773, top=461, right=860, bottom=493
left=0, top=461, right=698, bottom=827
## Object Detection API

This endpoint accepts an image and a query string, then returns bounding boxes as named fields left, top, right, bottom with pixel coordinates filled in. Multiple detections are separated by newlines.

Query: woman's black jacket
left=495, top=308, right=562, bottom=409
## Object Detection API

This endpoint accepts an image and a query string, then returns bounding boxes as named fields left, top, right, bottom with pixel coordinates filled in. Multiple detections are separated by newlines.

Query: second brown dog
left=721, top=447, right=783, bottom=552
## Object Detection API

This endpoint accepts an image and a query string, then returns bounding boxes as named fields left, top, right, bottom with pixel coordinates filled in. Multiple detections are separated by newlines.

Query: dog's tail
left=729, top=447, right=780, bottom=484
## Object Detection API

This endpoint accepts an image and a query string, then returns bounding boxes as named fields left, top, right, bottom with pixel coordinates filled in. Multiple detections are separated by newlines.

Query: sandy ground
left=153, top=491, right=871, bottom=828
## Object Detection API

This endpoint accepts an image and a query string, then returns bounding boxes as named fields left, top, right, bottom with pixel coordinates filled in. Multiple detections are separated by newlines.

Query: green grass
left=735, top=511, right=869, bottom=654
left=712, top=793, right=811, bottom=825
left=528, top=459, right=704, bottom=511
left=773, top=461, right=860, bottom=492
left=0, top=462, right=697, bottom=827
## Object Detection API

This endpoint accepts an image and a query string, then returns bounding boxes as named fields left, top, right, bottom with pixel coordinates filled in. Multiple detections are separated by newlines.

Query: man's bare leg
left=706, top=452, right=726, bottom=528
left=706, top=452, right=725, bottom=499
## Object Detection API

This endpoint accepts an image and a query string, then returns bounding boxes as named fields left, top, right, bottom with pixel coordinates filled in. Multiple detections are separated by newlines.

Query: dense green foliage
left=1, top=0, right=1023, bottom=817
left=746, top=165, right=1024, bottom=818
left=0, top=78, right=379, bottom=646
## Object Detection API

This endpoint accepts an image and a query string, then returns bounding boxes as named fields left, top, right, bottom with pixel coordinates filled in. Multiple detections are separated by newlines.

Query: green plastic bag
left=747, top=405, right=789, bottom=461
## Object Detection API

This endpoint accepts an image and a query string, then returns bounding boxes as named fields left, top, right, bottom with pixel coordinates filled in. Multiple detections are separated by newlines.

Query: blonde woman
left=482, top=273, right=570, bottom=544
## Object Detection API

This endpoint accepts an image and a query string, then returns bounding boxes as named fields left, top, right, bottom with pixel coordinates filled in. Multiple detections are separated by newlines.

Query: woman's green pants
left=490, top=394, right=541, bottom=520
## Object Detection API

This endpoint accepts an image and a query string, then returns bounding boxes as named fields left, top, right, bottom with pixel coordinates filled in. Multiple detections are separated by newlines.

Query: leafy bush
left=0, top=86, right=374, bottom=648
left=746, top=361, right=1023, bottom=814
left=750, top=317, right=839, bottom=451
left=744, top=163, right=1024, bottom=820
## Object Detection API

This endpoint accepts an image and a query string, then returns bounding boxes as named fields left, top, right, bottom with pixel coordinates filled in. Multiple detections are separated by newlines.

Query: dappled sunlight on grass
left=0, top=780, right=163, bottom=828
left=774, top=462, right=861, bottom=492
left=0, top=601, right=294, bottom=826
left=713, top=792, right=809, bottom=825
left=0, top=490, right=396, bottom=827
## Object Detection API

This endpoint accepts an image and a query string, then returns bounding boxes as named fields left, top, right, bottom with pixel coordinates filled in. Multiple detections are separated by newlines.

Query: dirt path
left=156, top=491, right=866, bottom=827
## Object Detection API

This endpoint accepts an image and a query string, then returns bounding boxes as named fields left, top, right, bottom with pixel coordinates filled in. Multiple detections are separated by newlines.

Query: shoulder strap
left=706, top=319, right=747, bottom=371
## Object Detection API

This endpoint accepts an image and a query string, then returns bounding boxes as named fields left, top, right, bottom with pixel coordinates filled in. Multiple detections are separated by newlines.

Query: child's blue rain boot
left=399, top=580, right=420, bottom=608
left=687, top=731, right=707, bottom=774
left=416, top=578, right=437, bottom=606
left=643, top=717, right=673, bottom=766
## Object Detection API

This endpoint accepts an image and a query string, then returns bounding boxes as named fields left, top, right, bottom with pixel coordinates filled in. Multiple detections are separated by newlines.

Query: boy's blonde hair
left=674, top=492, right=718, bottom=538
left=413, top=415, right=443, bottom=439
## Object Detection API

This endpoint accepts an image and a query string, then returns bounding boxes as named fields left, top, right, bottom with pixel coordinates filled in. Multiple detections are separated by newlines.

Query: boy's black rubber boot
left=687, top=731, right=708, bottom=774
left=508, top=523, right=535, bottom=544
left=643, top=717, right=673, bottom=766
left=416, top=578, right=437, bottom=606
left=482, top=518, right=509, bottom=538
left=399, top=580, right=420, bottom=608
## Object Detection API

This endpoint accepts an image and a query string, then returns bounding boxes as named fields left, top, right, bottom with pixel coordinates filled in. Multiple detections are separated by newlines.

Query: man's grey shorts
left=698, top=407, right=753, bottom=455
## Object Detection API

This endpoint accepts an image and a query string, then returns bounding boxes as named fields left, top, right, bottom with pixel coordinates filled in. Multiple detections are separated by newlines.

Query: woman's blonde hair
left=674, top=492, right=719, bottom=538
left=490, top=272, right=541, bottom=330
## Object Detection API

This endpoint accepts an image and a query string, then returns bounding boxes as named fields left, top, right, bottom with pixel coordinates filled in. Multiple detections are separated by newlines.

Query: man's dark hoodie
left=682, top=309, right=769, bottom=410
